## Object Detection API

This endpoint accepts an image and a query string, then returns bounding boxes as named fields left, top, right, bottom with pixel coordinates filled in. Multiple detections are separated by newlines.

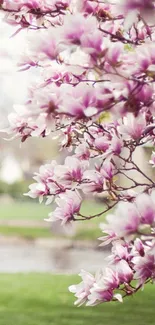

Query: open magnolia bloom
left=119, top=0, right=155, bottom=29
left=1, top=0, right=155, bottom=307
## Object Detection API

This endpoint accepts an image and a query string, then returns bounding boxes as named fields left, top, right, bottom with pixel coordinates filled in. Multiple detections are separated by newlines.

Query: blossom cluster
left=1, top=0, right=155, bottom=306
left=70, top=191, right=155, bottom=305
left=70, top=236, right=155, bottom=305
left=0, top=0, right=71, bottom=28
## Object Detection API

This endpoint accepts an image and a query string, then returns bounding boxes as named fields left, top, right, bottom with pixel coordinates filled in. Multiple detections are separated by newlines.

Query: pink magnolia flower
left=7, top=108, right=55, bottom=141
left=110, top=241, right=130, bottom=263
left=133, top=238, right=145, bottom=257
left=96, top=268, right=119, bottom=291
left=100, top=160, right=114, bottom=180
left=101, top=201, right=140, bottom=238
left=81, top=169, right=105, bottom=194
left=27, top=83, right=62, bottom=116
left=121, top=0, right=155, bottom=14
left=75, top=144, right=90, bottom=160
left=70, top=268, right=122, bottom=306
left=29, top=27, right=60, bottom=60
left=29, top=161, right=64, bottom=202
left=17, top=53, right=38, bottom=71
left=99, top=229, right=116, bottom=246
left=121, top=0, right=155, bottom=29
left=2, top=0, right=24, bottom=10
left=2, top=0, right=71, bottom=15
left=135, top=84, right=153, bottom=104
left=96, top=86, right=114, bottom=112
left=59, top=84, right=99, bottom=118
left=106, top=42, right=123, bottom=67
left=54, top=156, right=88, bottom=185
left=7, top=112, right=30, bottom=140
left=47, top=190, right=82, bottom=224
left=132, top=245, right=155, bottom=284
left=94, top=136, right=109, bottom=152
left=135, top=193, right=155, bottom=225
left=118, top=113, right=146, bottom=140
left=69, top=269, right=95, bottom=306
left=25, top=182, right=48, bottom=203
left=77, top=0, right=99, bottom=14
left=88, top=267, right=123, bottom=305
left=95, top=133, right=122, bottom=158
left=88, top=287, right=113, bottom=306
left=33, top=161, right=57, bottom=184
left=81, top=29, right=104, bottom=56
left=61, top=14, right=98, bottom=47
left=110, top=136, right=123, bottom=155
left=114, top=260, right=133, bottom=284
left=134, top=46, right=152, bottom=73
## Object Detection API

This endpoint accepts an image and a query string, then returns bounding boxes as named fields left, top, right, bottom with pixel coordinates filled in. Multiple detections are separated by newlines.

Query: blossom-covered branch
left=1, top=0, right=155, bottom=306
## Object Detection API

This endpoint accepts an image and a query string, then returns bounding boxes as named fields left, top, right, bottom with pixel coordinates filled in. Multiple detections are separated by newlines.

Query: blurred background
left=0, top=16, right=106, bottom=274
left=0, top=15, right=154, bottom=325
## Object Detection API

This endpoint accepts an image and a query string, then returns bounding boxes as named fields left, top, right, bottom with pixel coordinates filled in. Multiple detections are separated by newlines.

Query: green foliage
left=8, top=180, right=32, bottom=199
left=0, top=180, right=31, bottom=199
left=124, top=44, right=134, bottom=52
left=0, top=181, right=9, bottom=195
left=97, top=111, right=111, bottom=124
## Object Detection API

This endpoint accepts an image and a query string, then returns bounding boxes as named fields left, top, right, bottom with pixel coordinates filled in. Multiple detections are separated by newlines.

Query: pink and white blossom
left=118, top=113, right=146, bottom=140
left=101, top=201, right=140, bottom=238
left=69, top=270, right=95, bottom=306
left=47, top=190, right=82, bottom=224
left=2, top=0, right=155, bottom=308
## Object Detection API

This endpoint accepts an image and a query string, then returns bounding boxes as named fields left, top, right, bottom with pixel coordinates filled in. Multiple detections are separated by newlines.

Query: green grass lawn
left=0, top=273, right=154, bottom=325
left=0, top=225, right=52, bottom=239
left=0, top=200, right=105, bottom=221
left=0, top=224, right=101, bottom=241
left=0, top=200, right=105, bottom=240
left=0, top=201, right=51, bottom=221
